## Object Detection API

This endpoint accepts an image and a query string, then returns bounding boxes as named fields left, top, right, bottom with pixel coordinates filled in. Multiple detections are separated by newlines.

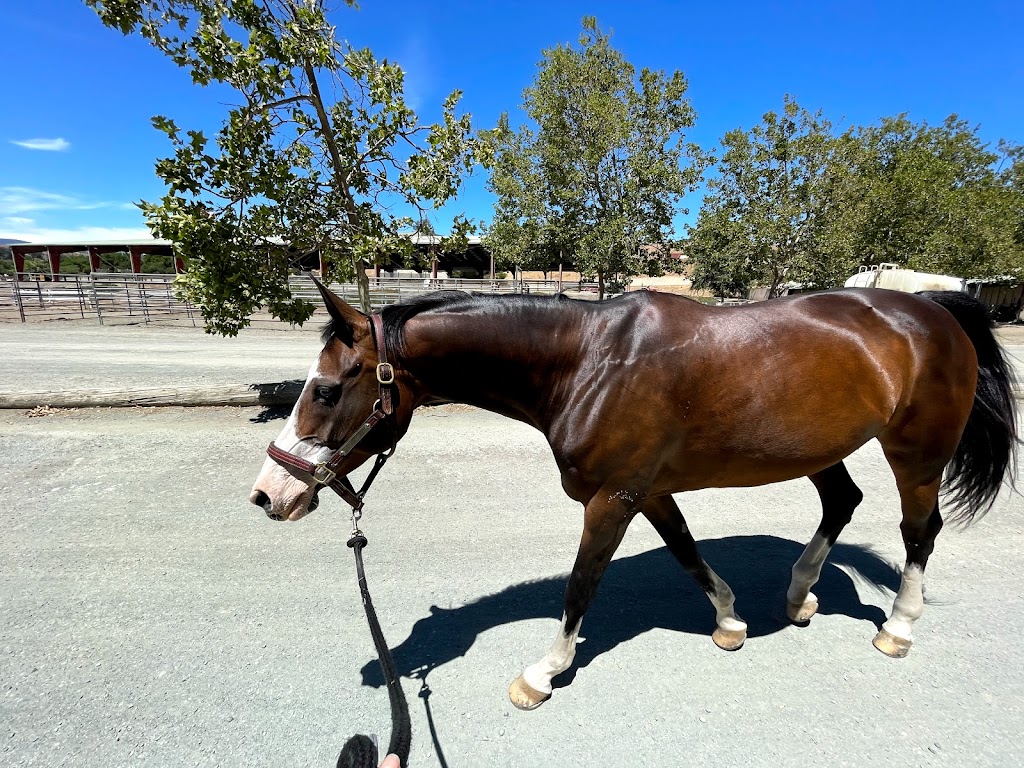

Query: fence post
left=138, top=274, right=151, bottom=322
left=76, top=275, right=86, bottom=319
left=90, top=274, right=104, bottom=326
left=12, top=278, right=26, bottom=322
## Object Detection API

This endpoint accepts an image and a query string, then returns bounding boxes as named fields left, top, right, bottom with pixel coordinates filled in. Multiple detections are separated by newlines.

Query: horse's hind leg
left=508, top=489, right=637, bottom=710
left=873, top=477, right=943, bottom=658
left=641, top=495, right=747, bottom=651
left=786, top=462, right=864, bottom=622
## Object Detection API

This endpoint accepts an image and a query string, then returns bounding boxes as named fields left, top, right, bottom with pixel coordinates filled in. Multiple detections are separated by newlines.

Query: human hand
left=379, top=754, right=401, bottom=768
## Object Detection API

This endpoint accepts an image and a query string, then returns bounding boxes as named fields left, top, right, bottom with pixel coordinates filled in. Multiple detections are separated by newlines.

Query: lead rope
left=337, top=519, right=412, bottom=768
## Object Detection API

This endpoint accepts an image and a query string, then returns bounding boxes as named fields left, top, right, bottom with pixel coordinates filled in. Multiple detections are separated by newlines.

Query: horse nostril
left=250, top=490, right=271, bottom=511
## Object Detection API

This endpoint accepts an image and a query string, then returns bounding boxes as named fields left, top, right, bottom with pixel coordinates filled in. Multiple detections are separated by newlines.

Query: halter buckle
left=376, top=363, right=395, bottom=385
left=312, top=463, right=337, bottom=485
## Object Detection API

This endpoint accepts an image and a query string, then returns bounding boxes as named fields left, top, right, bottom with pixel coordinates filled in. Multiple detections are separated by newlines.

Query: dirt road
left=2, top=400, right=1022, bottom=767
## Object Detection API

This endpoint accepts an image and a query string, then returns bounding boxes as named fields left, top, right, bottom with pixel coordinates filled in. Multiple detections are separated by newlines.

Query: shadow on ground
left=250, top=404, right=292, bottom=423
left=360, top=535, right=900, bottom=688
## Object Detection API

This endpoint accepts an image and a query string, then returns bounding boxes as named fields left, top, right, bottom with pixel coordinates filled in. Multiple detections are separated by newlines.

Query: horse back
left=553, top=289, right=976, bottom=493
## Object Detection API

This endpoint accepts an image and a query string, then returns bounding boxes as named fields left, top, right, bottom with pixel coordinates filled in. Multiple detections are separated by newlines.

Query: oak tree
left=688, top=96, right=857, bottom=299
left=484, top=17, right=707, bottom=298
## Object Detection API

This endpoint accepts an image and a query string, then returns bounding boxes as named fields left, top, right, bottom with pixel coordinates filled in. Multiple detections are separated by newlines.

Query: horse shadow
left=359, top=535, right=900, bottom=689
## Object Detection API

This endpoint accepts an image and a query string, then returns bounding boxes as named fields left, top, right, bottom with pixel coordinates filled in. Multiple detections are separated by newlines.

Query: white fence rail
left=0, top=273, right=600, bottom=325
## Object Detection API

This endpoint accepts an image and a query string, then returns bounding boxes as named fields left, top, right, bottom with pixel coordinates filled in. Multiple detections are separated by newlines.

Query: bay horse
left=250, top=283, right=1018, bottom=711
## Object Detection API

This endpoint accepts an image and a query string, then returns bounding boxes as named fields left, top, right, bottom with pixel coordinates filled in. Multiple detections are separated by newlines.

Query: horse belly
left=657, top=362, right=892, bottom=491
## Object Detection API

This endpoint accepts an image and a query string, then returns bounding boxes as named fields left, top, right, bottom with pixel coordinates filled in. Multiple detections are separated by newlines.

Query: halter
left=266, top=312, right=397, bottom=518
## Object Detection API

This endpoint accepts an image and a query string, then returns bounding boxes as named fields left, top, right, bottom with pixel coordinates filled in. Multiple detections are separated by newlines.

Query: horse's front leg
left=509, top=489, right=638, bottom=710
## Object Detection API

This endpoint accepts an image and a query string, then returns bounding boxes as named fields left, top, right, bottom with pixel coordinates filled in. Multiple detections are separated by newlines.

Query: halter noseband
left=266, top=312, right=397, bottom=514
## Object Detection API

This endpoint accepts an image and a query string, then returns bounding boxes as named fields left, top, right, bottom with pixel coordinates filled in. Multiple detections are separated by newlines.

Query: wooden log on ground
left=0, top=380, right=304, bottom=409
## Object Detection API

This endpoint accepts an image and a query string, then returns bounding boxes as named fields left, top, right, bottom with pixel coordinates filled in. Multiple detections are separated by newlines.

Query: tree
left=846, top=115, right=1023, bottom=279
left=688, top=96, right=858, bottom=299
left=0, top=247, right=19, bottom=276
left=482, top=116, right=564, bottom=279
left=1000, top=141, right=1024, bottom=268
left=88, top=0, right=479, bottom=334
left=484, top=17, right=707, bottom=298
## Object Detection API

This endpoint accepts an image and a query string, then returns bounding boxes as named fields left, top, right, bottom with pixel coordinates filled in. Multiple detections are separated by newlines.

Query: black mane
left=383, top=291, right=588, bottom=356
left=321, top=290, right=590, bottom=354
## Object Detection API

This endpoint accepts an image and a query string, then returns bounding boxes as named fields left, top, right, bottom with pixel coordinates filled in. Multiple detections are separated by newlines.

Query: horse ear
left=310, top=273, right=365, bottom=334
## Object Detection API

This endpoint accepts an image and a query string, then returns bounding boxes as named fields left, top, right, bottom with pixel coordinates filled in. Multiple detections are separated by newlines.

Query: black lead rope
left=336, top=529, right=412, bottom=768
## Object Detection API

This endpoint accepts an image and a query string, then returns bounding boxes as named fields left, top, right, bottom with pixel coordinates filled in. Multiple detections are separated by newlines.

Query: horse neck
left=400, top=301, right=582, bottom=428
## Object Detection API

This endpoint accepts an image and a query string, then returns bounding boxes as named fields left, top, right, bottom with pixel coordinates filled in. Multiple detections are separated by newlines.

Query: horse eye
left=313, top=385, right=338, bottom=404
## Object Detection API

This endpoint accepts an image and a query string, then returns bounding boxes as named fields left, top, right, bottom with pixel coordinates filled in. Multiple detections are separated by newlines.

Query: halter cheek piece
left=266, top=313, right=397, bottom=516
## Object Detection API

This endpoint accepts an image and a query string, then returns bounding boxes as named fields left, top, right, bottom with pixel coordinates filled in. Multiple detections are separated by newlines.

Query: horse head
left=249, top=280, right=414, bottom=521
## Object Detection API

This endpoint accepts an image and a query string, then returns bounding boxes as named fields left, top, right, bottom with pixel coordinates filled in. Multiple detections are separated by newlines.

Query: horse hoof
left=509, top=675, right=550, bottom=710
left=787, top=597, right=818, bottom=624
left=872, top=629, right=912, bottom=658
left=712, top=626, right=746, bottom=651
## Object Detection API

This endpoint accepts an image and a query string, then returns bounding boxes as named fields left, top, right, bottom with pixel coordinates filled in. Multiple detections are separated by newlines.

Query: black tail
left=920, top=291, right=1020, bottom=524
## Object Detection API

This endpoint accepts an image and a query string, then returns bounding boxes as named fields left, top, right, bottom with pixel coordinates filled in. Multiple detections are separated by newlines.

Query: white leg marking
left=707, top=568, right=745, bottom=632
left=882, top=564, right=925, bottom=641
left=786, top=532, right=831, bottom=607
left=522, top=614, right=582, bottom=695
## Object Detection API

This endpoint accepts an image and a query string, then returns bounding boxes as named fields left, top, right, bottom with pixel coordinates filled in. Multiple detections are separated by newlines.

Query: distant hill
left=0, top=238, right=27, bottom=245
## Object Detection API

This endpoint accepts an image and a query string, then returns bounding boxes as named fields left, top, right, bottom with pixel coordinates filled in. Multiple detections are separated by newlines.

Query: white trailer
left=844, top=263, right=966, bottom=292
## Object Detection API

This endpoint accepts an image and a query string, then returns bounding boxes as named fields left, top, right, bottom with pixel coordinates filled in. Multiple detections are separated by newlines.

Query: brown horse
left=250, top=284, right=1018, bottom=710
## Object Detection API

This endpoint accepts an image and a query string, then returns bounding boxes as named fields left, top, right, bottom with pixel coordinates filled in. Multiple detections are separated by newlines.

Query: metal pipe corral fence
left=0, top=273, right=601, bottom=326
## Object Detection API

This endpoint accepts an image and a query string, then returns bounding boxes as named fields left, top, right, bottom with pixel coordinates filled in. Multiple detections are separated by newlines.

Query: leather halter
left=266, top=313, right=397, bottom=514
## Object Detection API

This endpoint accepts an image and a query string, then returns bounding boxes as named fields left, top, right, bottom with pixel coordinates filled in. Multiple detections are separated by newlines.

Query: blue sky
left=1, top=0, right=1022, bottom=243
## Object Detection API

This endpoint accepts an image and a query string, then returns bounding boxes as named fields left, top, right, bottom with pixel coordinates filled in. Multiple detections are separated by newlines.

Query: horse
left=250, top=281, right=1018, bottom=711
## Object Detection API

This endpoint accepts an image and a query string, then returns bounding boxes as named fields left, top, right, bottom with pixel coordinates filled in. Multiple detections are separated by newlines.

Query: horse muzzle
left=248, top=483, right=320, bottom=522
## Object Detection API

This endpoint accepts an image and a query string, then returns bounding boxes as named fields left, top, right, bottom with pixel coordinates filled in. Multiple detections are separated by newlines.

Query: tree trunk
left=354, top=256, right=371, bottom=312
left=302, top=60, right=372, bottom=313
left=598, top=270, right=605, bottom=300
left=768, top=274, right=782, bottom=299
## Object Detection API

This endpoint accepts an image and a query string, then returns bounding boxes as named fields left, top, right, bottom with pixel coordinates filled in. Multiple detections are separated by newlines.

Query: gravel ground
left=1, top=320, right=1023, bottom=768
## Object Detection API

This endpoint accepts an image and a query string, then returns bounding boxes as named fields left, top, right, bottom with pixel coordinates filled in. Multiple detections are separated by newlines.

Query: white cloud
left=0, top=187, right=115, bottom=215
left=0, top=224, right=156, bottom=244
left=0, top=188, right=153, bottom=243
left=398, top=36, right=432, bottom=112
left=10, top=137, right=71, bottom=151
